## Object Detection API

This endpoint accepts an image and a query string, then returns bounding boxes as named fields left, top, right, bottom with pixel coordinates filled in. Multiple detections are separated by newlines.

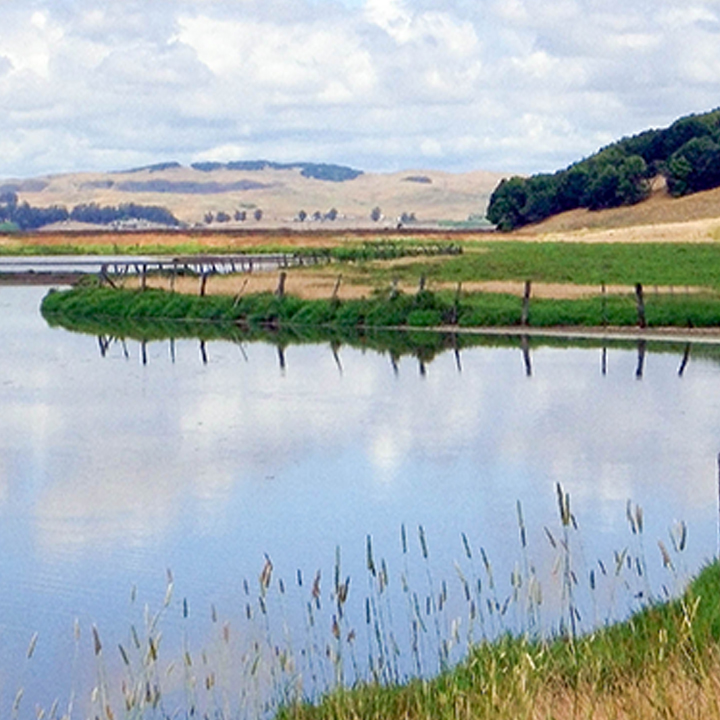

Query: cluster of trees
left=204, top=208, right=262, bottom=224
left=0, top=193, right=180, bottom=230
left=296, top=208, right=339, bottom=222
left=70, top=202, right=179, bottom=226
left=487, top=109, right=720, bottom=230
left=190, top=161, right=363, bottom=182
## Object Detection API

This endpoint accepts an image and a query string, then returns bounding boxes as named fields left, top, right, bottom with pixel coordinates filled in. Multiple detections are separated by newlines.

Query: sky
left=0, top=0, right=719, bottom=178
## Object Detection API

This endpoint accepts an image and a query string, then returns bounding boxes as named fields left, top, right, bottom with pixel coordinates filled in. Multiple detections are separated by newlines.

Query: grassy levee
left=366, top=241, right=720, bottom=290
left=279, top=561, right=720, bottom=720
left=41, top=284, right=720, bottom=331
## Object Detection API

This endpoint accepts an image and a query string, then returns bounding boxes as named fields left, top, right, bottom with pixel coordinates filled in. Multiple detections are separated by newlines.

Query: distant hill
left=487, top=108, right=720, bottom=230
left=0, top=162, right=505, bottom=229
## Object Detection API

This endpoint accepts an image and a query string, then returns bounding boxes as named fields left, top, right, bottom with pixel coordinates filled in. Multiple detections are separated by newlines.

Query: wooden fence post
left=521, top=280, right=532, bottom=326
left=276, top=271, right=286, bottom=298
left=635, top=283, right=646, bottom=328
left=331, top=275, right=342, bottom=301
left=199, top=273, right=208, bottom=297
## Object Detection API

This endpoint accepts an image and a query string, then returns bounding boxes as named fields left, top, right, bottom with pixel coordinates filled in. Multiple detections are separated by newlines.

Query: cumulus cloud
left=0, top=0, right=719, bottom=176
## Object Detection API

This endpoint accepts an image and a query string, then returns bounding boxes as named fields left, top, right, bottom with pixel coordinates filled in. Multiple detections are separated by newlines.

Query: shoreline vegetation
left=41, top=283, right=720, bottom=335
left=280, top=560, right=720, bottom=720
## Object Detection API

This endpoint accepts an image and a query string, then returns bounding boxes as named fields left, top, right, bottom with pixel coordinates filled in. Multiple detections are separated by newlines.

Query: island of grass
left=40, top=282, right=720, bottom=332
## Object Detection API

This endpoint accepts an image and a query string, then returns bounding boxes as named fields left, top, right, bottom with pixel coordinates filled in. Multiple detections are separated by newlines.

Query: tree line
left=487, top=108, right=720, bottom=230
left=0, top=193, right=180, bottom=230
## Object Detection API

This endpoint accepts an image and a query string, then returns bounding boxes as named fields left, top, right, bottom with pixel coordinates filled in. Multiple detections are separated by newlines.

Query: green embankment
left=41, top=283, right=720, bottom=330
left=280, top=561, right=720, bottom=720
left=374, top=241, right=720, bottom=289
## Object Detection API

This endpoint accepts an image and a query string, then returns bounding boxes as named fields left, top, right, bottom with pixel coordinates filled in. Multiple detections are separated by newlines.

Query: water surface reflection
left=1, top=286, right=720, bottom=715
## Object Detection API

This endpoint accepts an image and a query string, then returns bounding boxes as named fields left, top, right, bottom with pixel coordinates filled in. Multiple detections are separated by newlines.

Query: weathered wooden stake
left=99, top=264, right=116, bottom=289
left=635, top=283, right=646, bottom=328
left=199, top=273, right=208, bottom=297
left=199, top=340, right=208, bottom=365
left=331, top=275, right=342, bottom=301
left=276, top=271, right=286, bottom=298
left=418, top=275, right=426, bottom=293
left=521, top=280, right=532, bottom=326
left=601, top=346, right=607, bottom=376
left=233, top=278, right=249, bottom=308
left=141, top=264, right=147, bottom=291
left=450, top=282, right=462, bottom=325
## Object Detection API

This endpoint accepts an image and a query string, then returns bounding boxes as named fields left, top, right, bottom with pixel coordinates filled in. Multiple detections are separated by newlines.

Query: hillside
left=521, top=177, right=720, bottom=237
left=0, top=163, right=505, bottom=229
left=487, top=108, right=720, bottom=231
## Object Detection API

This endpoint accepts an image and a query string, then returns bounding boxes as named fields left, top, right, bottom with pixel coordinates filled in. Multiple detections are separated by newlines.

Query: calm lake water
left=2, top=284, right=720, bottom=717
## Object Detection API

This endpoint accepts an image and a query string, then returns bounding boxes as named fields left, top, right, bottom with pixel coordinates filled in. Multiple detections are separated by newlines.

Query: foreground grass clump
left=42, top=284, right=720, bottom=330
left=280, top=562, right=720, bottom=720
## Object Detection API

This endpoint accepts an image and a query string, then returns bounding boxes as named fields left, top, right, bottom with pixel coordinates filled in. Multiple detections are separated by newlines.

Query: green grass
left=375, top=242, right=720, bottom=290
left=279, top=561, right=720, bottom=720
left=41, top=284, right=720, bottom=332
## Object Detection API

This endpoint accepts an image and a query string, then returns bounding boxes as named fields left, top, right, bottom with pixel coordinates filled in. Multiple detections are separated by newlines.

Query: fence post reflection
left=678, top=343, right=691, bottom=377
left=521, top=335, right=532, bottom=377
left=635, top=339, right=646, bottom=379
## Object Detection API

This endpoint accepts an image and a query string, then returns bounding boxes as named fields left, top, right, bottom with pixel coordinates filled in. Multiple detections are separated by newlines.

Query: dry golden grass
left=15, top=165, right=505, bottom=225
left=523, top=179, right=720, bottom=238
left=127, top=271, right=373, bottom=301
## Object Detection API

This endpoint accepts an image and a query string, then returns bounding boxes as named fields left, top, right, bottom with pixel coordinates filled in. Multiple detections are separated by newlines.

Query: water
left=2, top=284, right=720, bottom=716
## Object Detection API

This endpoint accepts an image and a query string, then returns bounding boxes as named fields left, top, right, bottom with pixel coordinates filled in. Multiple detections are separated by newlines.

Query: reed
left=13, top=485, right=718, bottom=720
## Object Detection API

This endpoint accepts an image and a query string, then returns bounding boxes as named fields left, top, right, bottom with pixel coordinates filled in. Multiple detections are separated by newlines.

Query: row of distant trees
left=0, top=192, right=180, bottom=230
left=204, top=209, right=263, bottom=224
left=203, top=206, right=418, bottom=224
left=487, top=109, right=720, bottom=230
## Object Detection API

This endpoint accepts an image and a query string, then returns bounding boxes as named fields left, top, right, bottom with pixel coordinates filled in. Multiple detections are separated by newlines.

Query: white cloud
left=0, top=0, right=718, bottom=176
